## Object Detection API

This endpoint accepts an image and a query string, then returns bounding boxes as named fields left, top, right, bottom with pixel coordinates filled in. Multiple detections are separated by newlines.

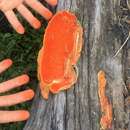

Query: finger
left=0, top=89, right=34, bottom=107
left=17, top=4, right=41, bottom=29
left=0, top=59, right=12, bottom=74
left=0, top=110, right=30, bottom=123
left=0, top=74, right=29, bottom=93
left=4, top=10, right=25, bottom=34
left=45, top=0, right=58, bottom=6
left=25, top=0, right=52, bottom=20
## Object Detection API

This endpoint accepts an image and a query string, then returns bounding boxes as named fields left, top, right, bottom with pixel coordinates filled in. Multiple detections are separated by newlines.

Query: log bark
left=24, top=0, right=130, bottom=130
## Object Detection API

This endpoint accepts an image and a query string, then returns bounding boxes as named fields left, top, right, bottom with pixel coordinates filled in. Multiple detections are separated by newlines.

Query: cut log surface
left=24, top=0, right=130, bottom=130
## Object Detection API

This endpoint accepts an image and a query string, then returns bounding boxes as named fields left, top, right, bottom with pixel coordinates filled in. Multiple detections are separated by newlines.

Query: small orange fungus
left=98, top=70, right=113, bottom=130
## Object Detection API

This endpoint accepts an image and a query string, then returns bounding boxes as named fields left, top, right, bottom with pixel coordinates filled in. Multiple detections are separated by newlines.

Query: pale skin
left=0, top=0, right=57, bottom=123
left=0, top=0, right=57, bottom=34
left=0, top=59, right=35, bottom=123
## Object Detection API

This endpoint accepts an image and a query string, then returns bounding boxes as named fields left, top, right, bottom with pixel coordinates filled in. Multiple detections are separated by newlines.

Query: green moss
left=0, top=19, right=45, bottom=130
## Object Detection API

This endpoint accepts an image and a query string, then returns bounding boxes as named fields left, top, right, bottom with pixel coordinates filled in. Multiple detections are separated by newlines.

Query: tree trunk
left=24, top=0, right=130, bottom=130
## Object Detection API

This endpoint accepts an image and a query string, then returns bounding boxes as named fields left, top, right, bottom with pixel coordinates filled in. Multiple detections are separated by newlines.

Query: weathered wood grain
left=24, top=0, right=129, bottom=130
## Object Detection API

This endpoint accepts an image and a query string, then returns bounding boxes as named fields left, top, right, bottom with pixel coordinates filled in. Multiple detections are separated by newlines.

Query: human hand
left=0, top=59, right=34, bottom=123
left=0, top=0, right=57, bottom=34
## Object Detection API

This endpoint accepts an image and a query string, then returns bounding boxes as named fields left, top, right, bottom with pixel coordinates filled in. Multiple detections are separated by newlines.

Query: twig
left=127, top=0, right=130, bottom=10
left=113, top=32, right=130, bottom=58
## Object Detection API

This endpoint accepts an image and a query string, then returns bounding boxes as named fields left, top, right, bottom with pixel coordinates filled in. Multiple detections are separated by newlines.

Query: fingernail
left=20, top=111, right=30, bottom=120
left=52, top=0, right=58, bottom=6
left=2, top=59, right=13, bottom=66
left=51, top=0, right=58, bottom=6
left=20, top=74, right=30, bottom=84
left=33, top=19, right=41, bottom=29
left=46, top=0, right=58, bottom=6
left=25, top=89, right=35, bottom=99
left=17, top=26, right=25, bottom=34
left=44, top=10, right=53, bottom=20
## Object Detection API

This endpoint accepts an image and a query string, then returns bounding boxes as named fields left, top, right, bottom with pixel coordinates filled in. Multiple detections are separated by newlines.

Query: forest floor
left=0, top=13, right=45, bottom=130
left=0, top=0, right=130, bottom=130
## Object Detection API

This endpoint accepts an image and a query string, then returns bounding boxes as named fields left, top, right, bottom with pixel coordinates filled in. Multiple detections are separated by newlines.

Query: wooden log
left=24, top=0, right=129, bottom=130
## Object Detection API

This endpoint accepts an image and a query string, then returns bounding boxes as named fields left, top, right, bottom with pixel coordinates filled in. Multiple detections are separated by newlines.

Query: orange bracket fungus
left=98, top=70, right=113, bottom=130
left=37, top=11, right=83, bottom=99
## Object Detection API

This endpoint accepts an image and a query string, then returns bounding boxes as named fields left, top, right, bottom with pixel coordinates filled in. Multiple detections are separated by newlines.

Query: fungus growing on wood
left=98, top=70, right=113, bottom=129
left=37, top=11, right=83, bottom=99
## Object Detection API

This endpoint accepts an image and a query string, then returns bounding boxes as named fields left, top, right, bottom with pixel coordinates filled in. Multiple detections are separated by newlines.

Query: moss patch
left=0, top=20, right=45, bottom=130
